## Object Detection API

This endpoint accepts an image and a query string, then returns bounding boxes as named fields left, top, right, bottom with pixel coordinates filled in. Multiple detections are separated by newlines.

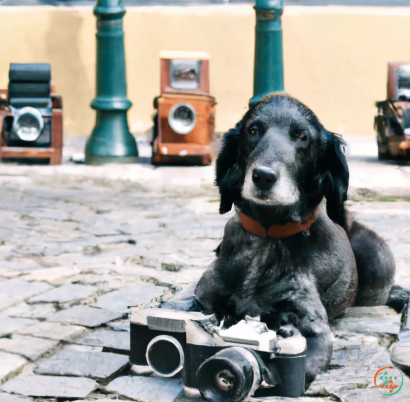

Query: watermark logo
left=374, top=367, right=404, bottom=396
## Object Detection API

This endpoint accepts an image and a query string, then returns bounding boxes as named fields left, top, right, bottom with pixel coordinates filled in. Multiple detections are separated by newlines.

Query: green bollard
left=249, top=0, right=285, bottom=107
left=85, top=0, right=138, bottom=165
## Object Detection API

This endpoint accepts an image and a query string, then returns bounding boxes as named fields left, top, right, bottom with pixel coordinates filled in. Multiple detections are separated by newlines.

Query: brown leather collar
left=237, top=210, right=316, bottom=239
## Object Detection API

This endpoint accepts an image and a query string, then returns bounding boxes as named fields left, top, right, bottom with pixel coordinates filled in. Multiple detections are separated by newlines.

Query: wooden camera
left=152, top=51, right=216, bottom=165
left=375, top=62, right=410, bottom=160
left=0, top=63, right=63, bottom=165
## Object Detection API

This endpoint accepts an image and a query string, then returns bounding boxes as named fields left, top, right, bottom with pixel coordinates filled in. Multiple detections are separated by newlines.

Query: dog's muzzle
left=242, top=164, right=300, bottom=206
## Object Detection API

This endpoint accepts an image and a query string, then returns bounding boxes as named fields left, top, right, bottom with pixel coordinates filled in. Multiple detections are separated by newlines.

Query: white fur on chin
left=242, top=170, right=300, bottom=206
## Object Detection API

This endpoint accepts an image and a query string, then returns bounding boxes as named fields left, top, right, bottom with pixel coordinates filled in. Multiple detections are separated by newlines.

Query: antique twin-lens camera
left=0, top=63, right=63, bottom=164
left=375, top=62, right=410, bottom=160
left=152, top=51, right=216, bottom=166
left=130, top=309, right=306, bottom=401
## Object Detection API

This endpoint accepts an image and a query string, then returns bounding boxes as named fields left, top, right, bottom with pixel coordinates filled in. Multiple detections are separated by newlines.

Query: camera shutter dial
left=12, top=107, right=44, bottom=142
left=146, top=335, right=185, bottom=377
left=197, top=347, right=261, bottom=402
left=168, top=103, right=197, bottom=135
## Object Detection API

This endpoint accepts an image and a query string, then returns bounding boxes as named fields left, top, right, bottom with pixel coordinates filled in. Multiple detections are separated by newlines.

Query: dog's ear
left=323, top=132, right=349, bottom=229
left=215, top=121, right=242, bottom=214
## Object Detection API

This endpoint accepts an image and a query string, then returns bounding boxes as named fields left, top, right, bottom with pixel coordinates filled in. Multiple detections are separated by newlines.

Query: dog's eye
left=249, top=128, right=258, bottom=135
left=300, top=133, right=308, bottom=141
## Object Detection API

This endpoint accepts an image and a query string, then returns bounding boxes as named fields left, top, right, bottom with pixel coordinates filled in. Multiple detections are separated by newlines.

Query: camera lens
left=13, top=107, right=44, bottom=142
left=215, top=369, right=235, bottom=392
left=197, top=347, right=261, bottom=402
left=146, top=335, right=184, bottom=377
left=168, top=103, right=197, bottom=135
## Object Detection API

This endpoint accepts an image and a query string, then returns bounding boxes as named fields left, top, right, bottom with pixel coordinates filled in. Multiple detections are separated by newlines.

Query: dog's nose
left=252, top=167, right=277, bottom=191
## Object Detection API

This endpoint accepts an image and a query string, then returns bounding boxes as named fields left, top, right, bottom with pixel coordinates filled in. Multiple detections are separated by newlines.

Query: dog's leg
left=194, top=260, right=234, bottom=319
left=304, top=330, right=333, bottom=387
left=281, top=282, right=333, bottom=388
left=349, top=221, right=396, bottom=306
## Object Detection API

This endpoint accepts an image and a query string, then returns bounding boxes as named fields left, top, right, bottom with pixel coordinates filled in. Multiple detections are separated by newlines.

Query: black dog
left=194, top=94, right=396, bottom=386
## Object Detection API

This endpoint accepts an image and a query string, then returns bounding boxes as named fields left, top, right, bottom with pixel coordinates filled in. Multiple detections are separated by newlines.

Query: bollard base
left=249, top=90, right=286, bottom=108
left=84, top=154, right=139, bottom=166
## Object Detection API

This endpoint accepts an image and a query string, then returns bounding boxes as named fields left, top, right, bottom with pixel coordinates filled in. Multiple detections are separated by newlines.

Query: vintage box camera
left=375, top=62, right=410, bottom=160
left=152, top=51, right=216, bottom=166
left=130, top=309, right=306, bottom=401
left=0, top=63, right=63, bottom=164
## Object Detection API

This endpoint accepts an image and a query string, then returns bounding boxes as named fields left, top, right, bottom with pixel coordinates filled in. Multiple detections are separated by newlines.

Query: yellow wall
left=0, top=5, right=410, bottom=138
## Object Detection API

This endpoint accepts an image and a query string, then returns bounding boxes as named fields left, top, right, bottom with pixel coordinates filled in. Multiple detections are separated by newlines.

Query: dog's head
left=216, top=95, right=349, bottom=228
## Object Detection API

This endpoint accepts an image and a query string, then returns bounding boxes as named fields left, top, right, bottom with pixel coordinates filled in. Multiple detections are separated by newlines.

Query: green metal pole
left=249, top=0, right=285, bottom=107
left=85, top=0, right=138, bottom=165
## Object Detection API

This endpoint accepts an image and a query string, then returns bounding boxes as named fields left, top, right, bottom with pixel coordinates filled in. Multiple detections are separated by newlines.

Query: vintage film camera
left=375, top=62, right=410, bottom=160
left=152, top=51, right=216, bottom=166
left=0, top=63, right=63, bottom=164
left=130, top=309, right=306, bottom=401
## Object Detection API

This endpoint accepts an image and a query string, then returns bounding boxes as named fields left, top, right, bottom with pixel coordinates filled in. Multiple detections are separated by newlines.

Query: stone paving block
left=47, top=306, right=124, bottom=327
left=77, top=329, right=130, bottom=354
left=336, top=387, right=409, bottom=402
left=105, top=376, right=183, bottom=402
left=399, top=330, right=410, bottom=342
left=129, top=365, right=154, bottom=377
left=72, top=400, right=126, bottom=402
left=28, top=209, right=70, bottom=221
left=34, top=349, right=129, bottom=384
left=330, top=347, right=391, bottom=369
left=0, top=352, right=27, bottom=385
left=306, top=366, right=376, bottom=395
left=0, top=335, right=59, bottom=361
left=332, top=331, right=383, bottom=352
left=78, top=218, right=124, bottom=237
left=330, top=306, right=401, bottom=335
left=337, top=306, right=399, bottom=318
left=0, top=259, right=41, bottom=273
left=4, top=302, right=57, bottom=319
left=390, top=341, right=410, bottom=374
left=17, top=322, right=88, bottom=342
left=28, top=284, right=98, bottom=304
left=107, top=319, right=130, bottom=332
left=0, top=280, right=52, bottom=311
left=0, top=374, right=97, bottom=399
left=161, top=283, right=197, bottom=311
left=23, top=266, right=81, bottom=285
left=176, top=387, right=334, bottom=402
left=93, top=283, right=166, bottom=312
left=0, top=394, right=33, bottom=402
left=0, top=315, right=37, bottom=337
left=64, top=344, right=103, bottom=353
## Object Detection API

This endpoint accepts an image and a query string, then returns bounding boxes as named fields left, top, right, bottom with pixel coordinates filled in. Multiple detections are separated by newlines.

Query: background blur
left=1, top=0, right=410, bottom=138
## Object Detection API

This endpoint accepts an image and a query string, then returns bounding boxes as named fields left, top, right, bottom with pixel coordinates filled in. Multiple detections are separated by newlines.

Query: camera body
left=375, top=61, right=410, bottom=160
left=0, top=63, right=63, bottom=164
left=152, top=51, right=215, bottom=166
left=130, top=309, right=306, bottom=401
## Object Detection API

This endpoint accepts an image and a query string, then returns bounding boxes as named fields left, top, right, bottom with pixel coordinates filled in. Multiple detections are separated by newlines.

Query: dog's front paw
left=279, top=311, right=299, bottom=327
left=387, top=286, right=409, bottom=313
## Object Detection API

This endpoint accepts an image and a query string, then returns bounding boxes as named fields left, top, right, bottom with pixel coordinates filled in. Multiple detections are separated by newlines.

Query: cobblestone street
left=0, top=148, right=410, bottom=401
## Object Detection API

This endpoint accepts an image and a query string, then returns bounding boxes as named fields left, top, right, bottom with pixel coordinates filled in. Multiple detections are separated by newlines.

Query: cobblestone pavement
left=0, top=155, right=409, bottom=401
